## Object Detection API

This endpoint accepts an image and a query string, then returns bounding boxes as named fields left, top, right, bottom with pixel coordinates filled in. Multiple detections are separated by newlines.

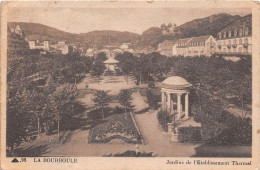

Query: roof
left=161, top=76, right=192, bottom=89
left=177, top=38, right=192, bottom=43
left=159, top=40, right=176, bottom=45
left=188, top=35, right=211, bottom=43
left=120, top=43, right=130, bottom=49
left=103, top=58, right=119, bottom=64
left=219, top=14, right=252, bottom=35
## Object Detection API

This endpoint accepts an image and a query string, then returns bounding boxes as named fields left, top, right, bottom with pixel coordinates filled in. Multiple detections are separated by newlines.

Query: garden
left=88, top=112, right=141, bottom=144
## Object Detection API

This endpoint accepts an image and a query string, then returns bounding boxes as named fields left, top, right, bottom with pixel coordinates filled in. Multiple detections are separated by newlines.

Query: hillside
left=175, top=13, right=241, bottom=38
left=8, top=13, right=244, bottom=51
left=79, top=30, right=140, bottom=49
left=8, top=22, right=80, bottom=44
left=8, top=22, right=140, bottom=49
left=138, top=13, right=242, bottom=49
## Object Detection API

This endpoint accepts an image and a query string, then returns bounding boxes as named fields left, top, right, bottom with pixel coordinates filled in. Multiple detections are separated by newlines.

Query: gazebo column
left=177, top=93, right=181, bottom=117
left=167, top=93, right=171, bottom=112
left=170, top=94, right=173, bottom=113
left=185, top=93, right=189, bottom=118
left=161, top=92, right=165, bottom=109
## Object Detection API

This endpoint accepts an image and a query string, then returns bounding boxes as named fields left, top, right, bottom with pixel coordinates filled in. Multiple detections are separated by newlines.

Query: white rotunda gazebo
left=161, top=76, right=192, bottom=119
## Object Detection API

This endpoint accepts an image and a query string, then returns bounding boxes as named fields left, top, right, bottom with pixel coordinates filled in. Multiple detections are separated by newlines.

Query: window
left=245, top=27, right=249, bottom=35
left=223, top=32, right=226, bottom=38
left=228, top=31, right=232, bottom=38
left=244, top=38, right=248, bottom=44
left=239, top=29, right=243, bottom=36
left=239, top=39, right=242, bottom=45
left=238, top=47, right=242, bottom=53
left=233, top=39, right=237, bottom=44
left=219, top=33, right=222, bottom=39
left=234, top=29, right=238, bottom=37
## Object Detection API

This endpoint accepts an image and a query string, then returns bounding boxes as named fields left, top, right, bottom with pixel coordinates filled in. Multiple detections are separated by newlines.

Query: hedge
left=178, top=127, right=203, bottom=143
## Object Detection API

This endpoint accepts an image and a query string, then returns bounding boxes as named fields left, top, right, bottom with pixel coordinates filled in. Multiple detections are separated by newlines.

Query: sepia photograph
left=1, top=1, right=259, bottom=169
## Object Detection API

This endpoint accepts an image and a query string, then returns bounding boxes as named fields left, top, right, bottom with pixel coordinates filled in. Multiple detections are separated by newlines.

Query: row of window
left=178, top=42, right=216, bottom=47
left=218, top=38, right=248, bottom=46
left=218, top=27, right=249, bottom=39
left=220, top=47, right=248, bottom=53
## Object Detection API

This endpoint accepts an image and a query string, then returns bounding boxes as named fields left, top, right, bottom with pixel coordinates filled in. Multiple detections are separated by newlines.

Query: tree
left=146, top=89, right=158, bottom=109
left=6, top=90, right=33, bottom=151
left=115, top=52, right=136, bottom=84
left=50, top=84, right=78, bottom=141
left=90, top=60, right=106, bottom=84
left=118, top=89, right=133, bottom=118
left=93, top=90, right=112, bottom=120
left=23, top=90, right=47, bottom=137
left=96, top=52, right=108, bottom=62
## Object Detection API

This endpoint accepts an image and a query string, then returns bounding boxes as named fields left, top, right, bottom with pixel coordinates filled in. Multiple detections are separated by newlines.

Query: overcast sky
left=8, top=8, right=251, bottom=34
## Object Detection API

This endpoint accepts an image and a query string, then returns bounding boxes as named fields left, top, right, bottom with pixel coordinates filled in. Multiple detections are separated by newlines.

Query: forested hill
left=79, top=31, right=140, bottom=49
left=8, top=22, right=79, bottom=44
left=137, top=13, right=242, bottom=49
left=175, top=13, right=241, bottom=38
left=8, top=22, right=140, bottom=48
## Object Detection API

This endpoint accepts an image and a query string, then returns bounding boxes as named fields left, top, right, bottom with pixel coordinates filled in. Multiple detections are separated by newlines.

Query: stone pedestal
left=167, top=123, right=174, bottom=133
left=170, top=134, right=178, bottom=142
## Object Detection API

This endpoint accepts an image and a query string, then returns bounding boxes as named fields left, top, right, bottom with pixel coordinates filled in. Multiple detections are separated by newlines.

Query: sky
left=8, top=7, right=251, bottom=34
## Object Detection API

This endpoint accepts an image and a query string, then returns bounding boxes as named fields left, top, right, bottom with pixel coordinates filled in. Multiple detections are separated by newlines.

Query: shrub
left=146, top=89, right=159, bottom=109
left=148, top=81, right=155, bottom=88
left=178, top=127, right=203, bottom=143
left=157, top=109, right=169, bottom=132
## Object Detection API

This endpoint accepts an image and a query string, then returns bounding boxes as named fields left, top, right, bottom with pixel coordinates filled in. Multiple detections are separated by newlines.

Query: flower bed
left=88, top=113, right=141, bottom=144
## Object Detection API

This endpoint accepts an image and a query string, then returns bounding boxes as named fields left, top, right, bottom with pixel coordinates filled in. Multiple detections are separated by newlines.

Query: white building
left=157, top=40, right=176, bottom=57
left=173, top=35, right=217, bottom=57
left=120, top=43, right=134, bottom=53
left=215, top=14, right=252, bottom=57
left=28, top=40, right=50, bottom=51
left=172, top=38, right=191, bottom=57
left=56, top=41, right=69, bottom=54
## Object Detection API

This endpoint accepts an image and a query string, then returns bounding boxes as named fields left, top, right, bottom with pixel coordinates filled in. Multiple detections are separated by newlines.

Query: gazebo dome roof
left=103, top=58, right=119, bottom=64
left=161, top=76, right=192, bottom=89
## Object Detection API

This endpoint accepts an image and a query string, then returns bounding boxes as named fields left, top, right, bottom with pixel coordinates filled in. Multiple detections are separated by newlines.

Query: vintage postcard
left=1, top=1, right=260, bottom=170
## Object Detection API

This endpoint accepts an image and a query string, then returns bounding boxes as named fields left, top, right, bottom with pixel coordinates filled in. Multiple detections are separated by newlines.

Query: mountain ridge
left=8, top=13, right=248, bottom=50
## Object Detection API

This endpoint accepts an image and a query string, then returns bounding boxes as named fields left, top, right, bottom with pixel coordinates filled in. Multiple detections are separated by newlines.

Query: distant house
left=120, top=43, right=134, bottom=53
left=56, top=41, right=69, bottom=54
left=86, top=48, right=98, bottom=57
left=215, top=14, right=252, bottom=56
left=157, top=40, right=176, bottom=57
left=173, top=38, right=192, bottom=56
left=173, top=35, right=216, bottom=57
left=28, top=40, right=50, bottom=51
left=186, top=35, right=216, bottom=57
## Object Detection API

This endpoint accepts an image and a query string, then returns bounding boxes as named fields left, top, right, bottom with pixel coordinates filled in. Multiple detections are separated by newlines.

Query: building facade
left=28, top=40, right=50, bottom=51
left=172, top=38, right=191, bottom=56
left=215, top=14, right=252, bottom=56
left=157, top=40, right=176, bottom=57
left=173, top=35, right=216, bottom=57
